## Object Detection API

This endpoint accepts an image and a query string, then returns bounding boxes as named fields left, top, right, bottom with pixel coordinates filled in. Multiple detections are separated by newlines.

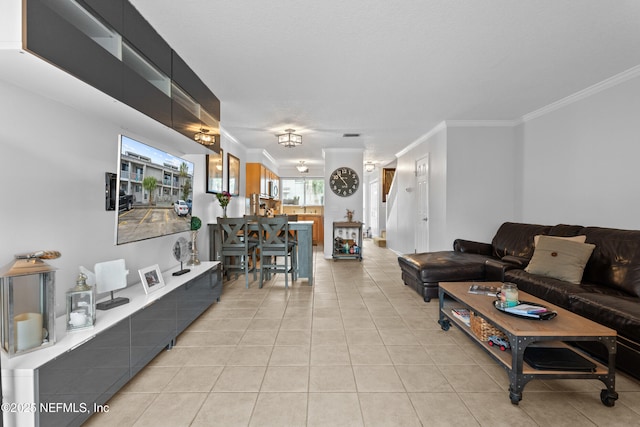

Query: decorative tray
left=493, top=300, right=557, bottom=320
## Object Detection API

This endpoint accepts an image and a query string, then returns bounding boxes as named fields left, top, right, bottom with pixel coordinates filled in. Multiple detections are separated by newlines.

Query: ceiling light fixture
left=194, top=128, right=215, bottom=145
left=278, top=128, right=302, bottom=148
left=296, top=161, right=309, bottom=173
left=365, top=162, right=375, bottom=172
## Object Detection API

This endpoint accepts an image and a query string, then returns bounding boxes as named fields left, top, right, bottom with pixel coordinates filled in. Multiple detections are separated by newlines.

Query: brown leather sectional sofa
left=397, top=222, right=640, bottom=380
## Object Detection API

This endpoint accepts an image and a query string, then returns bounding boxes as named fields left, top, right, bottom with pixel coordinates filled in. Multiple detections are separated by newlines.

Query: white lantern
left=66, top=272, right=96, bottom=331
left=0, top=253, right=57, bottom=357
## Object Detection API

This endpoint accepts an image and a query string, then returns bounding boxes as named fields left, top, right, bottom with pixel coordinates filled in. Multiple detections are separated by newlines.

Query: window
left=281, top=178, right=324, bottom=206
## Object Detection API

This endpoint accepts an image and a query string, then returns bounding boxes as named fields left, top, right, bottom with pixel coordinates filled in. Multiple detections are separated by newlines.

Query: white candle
left=14, top=312, right=43, bottom=351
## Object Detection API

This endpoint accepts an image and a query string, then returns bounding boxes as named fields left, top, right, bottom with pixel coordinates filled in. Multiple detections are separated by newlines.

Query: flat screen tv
left=115, top=135, right=194, bottom=245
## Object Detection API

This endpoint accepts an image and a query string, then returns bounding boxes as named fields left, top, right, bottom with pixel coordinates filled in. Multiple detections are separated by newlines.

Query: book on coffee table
left=504, top=303, right=548, bottom=316
left=451, top=308, right=471, bottom=326
left=468, top=284, right=500, bottom=296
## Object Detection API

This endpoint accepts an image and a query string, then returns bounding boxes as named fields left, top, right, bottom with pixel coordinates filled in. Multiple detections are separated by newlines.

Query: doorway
left=369, top=181, right=379, bottom=237
left=415, top=155, right=429, bottom=252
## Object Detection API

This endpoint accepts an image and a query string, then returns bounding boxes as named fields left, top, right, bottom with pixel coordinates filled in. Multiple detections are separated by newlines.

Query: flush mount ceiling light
left=194, top=128, right=215, bottom=145
left=277, top=128, right=302, bottom=148
left=296, top=161, right=309, bottom=173
left=365, top=162, right=375, bottom=172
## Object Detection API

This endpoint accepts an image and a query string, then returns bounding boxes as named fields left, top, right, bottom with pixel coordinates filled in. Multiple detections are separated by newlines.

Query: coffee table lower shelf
left=438, top=285, right=618, bottom=407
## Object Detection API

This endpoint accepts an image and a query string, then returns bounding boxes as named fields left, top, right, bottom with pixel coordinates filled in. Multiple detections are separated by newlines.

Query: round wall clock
left=330, top=167, right=359, bottom=197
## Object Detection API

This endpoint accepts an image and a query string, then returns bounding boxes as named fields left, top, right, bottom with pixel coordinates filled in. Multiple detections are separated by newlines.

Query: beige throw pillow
left=525, top=235, right=595, bottom=284
left=533, top=234, right=587, bottom=246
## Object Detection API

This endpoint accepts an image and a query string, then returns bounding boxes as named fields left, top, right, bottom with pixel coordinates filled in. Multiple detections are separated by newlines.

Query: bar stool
left=218, top=217, right=257, bottom=288
left=257, top=216, right=297, bottom=288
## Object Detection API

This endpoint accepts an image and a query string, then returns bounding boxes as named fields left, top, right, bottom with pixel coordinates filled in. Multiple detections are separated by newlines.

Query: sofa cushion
left=569, top=293, right=640, bottom=343
left=491, top=222, right=551, bottom=259
left=581, top=227, right=640, bottom=297
left=533, top=234, right=586, bottom=246
left=505, top=269, right=587, bottom=307
left=397, top=251, right=489, bottom=283
left=524, top=236, right=595, bottom=284
left=548, top=224, right=585, bottom=237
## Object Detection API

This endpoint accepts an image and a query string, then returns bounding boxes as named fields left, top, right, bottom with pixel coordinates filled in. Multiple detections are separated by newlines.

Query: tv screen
left=115, top=135, right=194, bottom=245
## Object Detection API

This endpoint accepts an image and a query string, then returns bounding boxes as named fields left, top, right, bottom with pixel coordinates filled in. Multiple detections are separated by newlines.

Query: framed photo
left=206, top=149, right=224, bottom=194
left=382, top=167, right=395, bottom=202
left=227, top=153, right=240, bottom=196
left=138, top=264, right=165, bottom=294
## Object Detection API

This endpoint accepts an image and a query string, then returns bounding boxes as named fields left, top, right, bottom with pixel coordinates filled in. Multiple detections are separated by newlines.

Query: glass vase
left=223, top=206, right=227, bottom=218
left=187, top=230, right=200, bottom=266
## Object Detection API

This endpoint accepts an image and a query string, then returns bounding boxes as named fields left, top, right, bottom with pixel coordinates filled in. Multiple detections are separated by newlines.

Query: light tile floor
left=85, top=240, right=640, bottom=426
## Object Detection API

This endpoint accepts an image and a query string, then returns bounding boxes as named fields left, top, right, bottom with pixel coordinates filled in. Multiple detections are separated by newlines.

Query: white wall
left=520, top=74, right=640, bottom=229
left=388, top=123, right=517, bottom=254
left=387, top=71, right=640, bottom=256
left=389, top=126, right=448, bottom=253
left=322, top=148, right=364, bottom=259
left=445, top=125, right=517, bottom=243
left=0, top=79, right=243, bottom=316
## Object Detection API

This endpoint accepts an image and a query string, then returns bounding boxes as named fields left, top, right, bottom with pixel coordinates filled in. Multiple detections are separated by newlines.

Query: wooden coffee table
left=437, top=282, right=618, bottom=406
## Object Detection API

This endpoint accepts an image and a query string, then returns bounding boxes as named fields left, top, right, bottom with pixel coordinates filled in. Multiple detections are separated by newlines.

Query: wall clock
left=330, top=167, right=359, bottom=197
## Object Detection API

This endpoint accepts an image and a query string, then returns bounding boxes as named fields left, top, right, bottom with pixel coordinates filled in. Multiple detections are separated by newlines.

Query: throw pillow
left=525, top=235, right=595, bottom=284
left=533, top=234, right=587, bottom=246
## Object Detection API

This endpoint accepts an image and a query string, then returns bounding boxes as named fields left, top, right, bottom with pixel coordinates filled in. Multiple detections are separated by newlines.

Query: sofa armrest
left=485, top=258, right=526, bottom=281
left=501, top=255, right=530, bottom=269
left=453, top=239, right=493, bottom=256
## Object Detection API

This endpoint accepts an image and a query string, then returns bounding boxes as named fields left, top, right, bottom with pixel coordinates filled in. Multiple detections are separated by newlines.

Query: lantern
left=66, top=272, right=96, bottom=331
left=0, top=252, right=57, bottom=357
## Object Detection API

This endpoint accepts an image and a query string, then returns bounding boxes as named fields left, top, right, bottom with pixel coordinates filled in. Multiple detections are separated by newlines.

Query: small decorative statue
left=188, top=216, right=202, bottom=266
left=345, top=209, right=355, bottom=222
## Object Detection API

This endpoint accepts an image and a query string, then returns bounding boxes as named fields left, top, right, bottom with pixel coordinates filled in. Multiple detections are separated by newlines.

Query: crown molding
left=395, top=121, right=447, bottom=158
left=220, top=125, right=242, bottom=146
left=522, top=64, right=640, bottom=122
left=444, top=120, right=518, bottom=127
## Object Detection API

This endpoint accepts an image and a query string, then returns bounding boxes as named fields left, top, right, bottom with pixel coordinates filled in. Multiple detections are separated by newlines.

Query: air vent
left=342, top=133, right=361, bottom=138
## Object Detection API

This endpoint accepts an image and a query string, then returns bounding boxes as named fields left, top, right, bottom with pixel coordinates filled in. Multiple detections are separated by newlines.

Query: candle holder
left=66, top=272, right=96, bottom=332
left=0, top=251, right=58, bottom=357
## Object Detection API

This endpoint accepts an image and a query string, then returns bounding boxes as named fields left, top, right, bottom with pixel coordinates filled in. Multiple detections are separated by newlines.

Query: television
left=115, top=135, right=194, bottom=245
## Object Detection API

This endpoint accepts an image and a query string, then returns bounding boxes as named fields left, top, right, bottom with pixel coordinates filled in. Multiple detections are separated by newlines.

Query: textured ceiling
left=15, top=1, right=640, bottom=170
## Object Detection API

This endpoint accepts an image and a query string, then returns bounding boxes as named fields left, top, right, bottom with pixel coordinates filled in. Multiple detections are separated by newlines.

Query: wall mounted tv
left=115, top=135, right=194, bottom=245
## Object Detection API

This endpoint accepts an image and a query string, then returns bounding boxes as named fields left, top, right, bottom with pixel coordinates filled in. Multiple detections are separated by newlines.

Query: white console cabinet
left=1, top=262, right=221, bottom=427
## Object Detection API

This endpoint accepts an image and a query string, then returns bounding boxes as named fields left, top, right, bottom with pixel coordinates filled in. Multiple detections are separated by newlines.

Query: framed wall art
left=206, top=149, right=224, bottom=194
left=138, top=264, right=165, bottom=294
left=227, top=153, right=240, bottom=196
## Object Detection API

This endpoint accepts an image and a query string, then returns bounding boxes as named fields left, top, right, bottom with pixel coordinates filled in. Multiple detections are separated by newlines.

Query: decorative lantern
left=0, top=251, right=58, bottom=358
left=66, top=272, right=96, bottom=331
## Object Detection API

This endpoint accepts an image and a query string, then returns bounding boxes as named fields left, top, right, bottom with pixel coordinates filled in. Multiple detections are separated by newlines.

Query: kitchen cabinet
left=246, top=163, right=279, bottom=199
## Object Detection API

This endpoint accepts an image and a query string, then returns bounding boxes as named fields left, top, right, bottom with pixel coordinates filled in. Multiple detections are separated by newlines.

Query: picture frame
left=227, top=153, right=240, bottom=196
left=206, top=149, right=224, bottom=194
left=382, top=167, right=395, bottom=202
left=138, top=264, right=165, bottom=294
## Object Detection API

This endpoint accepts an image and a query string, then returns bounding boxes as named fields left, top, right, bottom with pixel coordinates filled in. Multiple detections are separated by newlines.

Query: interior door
left=416, top=155, right=429, bottom=252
